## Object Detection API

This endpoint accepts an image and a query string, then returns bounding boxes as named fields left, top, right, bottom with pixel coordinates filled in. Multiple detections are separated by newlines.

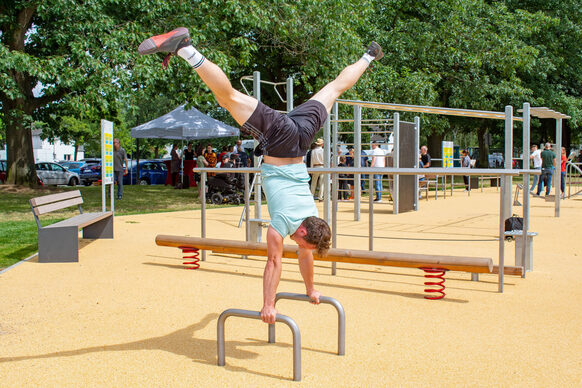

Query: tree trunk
left=426, top=133, right=443, bottom=167
left=477, top=123, right=490, bottom=169
left=5, top=108, right=38, bottom=186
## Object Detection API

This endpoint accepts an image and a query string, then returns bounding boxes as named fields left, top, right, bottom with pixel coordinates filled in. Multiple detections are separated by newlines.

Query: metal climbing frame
left=217, top=308, right=302, bottom=381
left=268, top=293, right=345, bottom=356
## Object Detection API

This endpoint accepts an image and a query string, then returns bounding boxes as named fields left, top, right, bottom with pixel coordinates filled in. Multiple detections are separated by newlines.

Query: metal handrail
left=217, top=308, right=301, bottom=381
left=268, top=293, right=345, bottom=356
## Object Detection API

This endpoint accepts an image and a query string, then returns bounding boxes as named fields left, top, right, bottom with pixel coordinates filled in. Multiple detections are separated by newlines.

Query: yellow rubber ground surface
left=1, top=188, right=581, bottom=387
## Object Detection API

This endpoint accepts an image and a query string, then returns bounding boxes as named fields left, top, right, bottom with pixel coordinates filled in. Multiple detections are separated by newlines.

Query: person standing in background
left=370, top=141, right=385, bottom=202
left=113, top=138, right=128, bottom=200
left=462, top=150, right=471, bottom=191
left=420, top=146, right=431, bottom=168
left=536, top=143, right=556, bottom=196
left=310, top=138, right=325, bottom=200
left=560, top=147, right=567, bottom=199
left=529, top=144, right=542, bottom=192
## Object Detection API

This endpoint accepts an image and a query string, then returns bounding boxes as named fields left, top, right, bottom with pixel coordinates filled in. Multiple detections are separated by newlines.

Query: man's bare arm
left=261, top=226, right=284, bottom=323
left=297, top=247, right=321, bottom=304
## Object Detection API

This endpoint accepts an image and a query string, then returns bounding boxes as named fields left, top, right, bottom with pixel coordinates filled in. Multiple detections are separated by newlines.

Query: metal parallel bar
left=268, top=293, right=345, bottom=356
left=201, top=171, right=207, bottom=261
left=522, top=103, right=531, bottom=278
left=286, top=77, right=293, bottom=112
left=498, top=178, right=506, bottom=292
left=555, top=118, right=562, bottom=217
left=369, top=174, right=374, bottom=251
left=192, top=167, right=532, bottom=176
left=324, top=116, right=331, bottom=223
left=503, top=105, right=513, bottom=220
left=414, top=116, right=420, bottom=211
left=217, top=309, right=301, bottom=381
left=244, top=173, right=250, bottom=259
left=354, top=105, right=362, bottom=221
left=393, top=113, right=400, bottom=215
left=336, top=99, right=523, bottom=121
left=253, top=72, right=262, bottom=223
left=331, top=102, right=339, bottom=276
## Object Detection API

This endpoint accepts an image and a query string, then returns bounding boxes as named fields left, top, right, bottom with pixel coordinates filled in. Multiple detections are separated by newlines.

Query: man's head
left=221, top=154, right=229, bottom=163
left=114, top=138, right=120, bottom=150
left=291, top=216, right=331, bottom=256
left=421, top=146, right=428, bottom=155
left=236, top=139, right=242, bottom=147
left=315, top=138, right=324, bottom=148
left=206, top=144, right=213, bottom=153
left=545, top=142, right=551, bottom=150
left=187, top=142, right=193, bottom=150
left=371, top=141, right=378, bottom=149
left=531, top=144, right=537, bottom=151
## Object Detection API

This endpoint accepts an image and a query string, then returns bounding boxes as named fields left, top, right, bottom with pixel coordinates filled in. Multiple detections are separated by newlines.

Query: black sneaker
left=138, top=27, right=191, bottom=55
left=366, top=41, right=384, bottom=61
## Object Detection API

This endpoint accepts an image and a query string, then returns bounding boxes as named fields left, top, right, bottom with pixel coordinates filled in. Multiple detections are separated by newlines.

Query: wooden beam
left=155, top=235, right=494, bottom=273
left=492, top=265, right=524, bottom=276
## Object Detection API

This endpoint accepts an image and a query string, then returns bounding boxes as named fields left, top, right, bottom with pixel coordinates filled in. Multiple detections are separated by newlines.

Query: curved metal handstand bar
left=268, top=293, right=345, bottom=356
left=217, top=308, right=302, bottom=381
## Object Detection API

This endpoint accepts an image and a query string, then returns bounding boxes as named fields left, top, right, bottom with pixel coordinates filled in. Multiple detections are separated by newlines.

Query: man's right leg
left=139, top=28, right=257, bottom=126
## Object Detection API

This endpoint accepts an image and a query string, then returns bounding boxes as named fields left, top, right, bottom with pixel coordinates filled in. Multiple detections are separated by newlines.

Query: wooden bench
left=30, top=190, right=113, bottom=262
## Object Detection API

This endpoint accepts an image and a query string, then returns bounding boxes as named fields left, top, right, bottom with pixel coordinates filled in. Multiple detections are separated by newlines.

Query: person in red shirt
left=561, top=147, right=567, bottom=199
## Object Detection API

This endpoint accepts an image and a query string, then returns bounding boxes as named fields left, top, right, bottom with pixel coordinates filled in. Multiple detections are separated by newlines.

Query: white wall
left=1, top=132, right=84, bottom=162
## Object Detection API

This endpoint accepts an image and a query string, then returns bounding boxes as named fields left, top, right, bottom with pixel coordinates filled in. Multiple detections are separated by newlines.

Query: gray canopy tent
left=130, top=104, right=240, bottom=185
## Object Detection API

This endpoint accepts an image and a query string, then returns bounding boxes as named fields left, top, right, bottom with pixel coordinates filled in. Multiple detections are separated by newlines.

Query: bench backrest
left=30, top=190, right=84, bottom=217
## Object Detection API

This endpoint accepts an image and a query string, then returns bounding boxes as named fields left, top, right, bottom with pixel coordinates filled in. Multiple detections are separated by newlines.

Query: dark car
left=59, top=161, right=85, bottom=175
left=123, top=160, right=168, bottom=185
left=79, top=161, right=102, bottom=186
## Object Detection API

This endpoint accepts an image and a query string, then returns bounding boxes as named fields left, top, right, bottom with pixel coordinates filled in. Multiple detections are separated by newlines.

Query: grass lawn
left=0, top=184, right=209, bottom=270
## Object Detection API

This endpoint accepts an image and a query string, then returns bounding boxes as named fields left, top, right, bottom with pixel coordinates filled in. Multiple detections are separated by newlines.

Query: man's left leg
left=115, top=171, right=123, bottom=199
left=310, top=42, right=383, bottom=113
left=374, top=174, right=382, bottom=200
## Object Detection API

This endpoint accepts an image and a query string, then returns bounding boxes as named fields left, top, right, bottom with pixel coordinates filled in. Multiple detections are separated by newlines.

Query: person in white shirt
left=370, top=141, right=386, bottom=202
left=530, top=144, right=542, bottom=192
left=232, top=139, right=243, bottom=154
left=310, top=138, right=325, bottom=200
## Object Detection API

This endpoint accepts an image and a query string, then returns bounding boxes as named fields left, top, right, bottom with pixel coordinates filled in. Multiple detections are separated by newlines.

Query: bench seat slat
left=30, top=190, right=82, bottom=207
left=44, top=212, right=112, bottom=229
left=34, top=197, right=84, bottom=216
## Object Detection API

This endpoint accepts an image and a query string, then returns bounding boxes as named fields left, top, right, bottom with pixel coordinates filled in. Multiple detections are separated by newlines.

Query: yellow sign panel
left=442, top=141, right=454, bottom=168
left=101, top=120, right=114, bottom=185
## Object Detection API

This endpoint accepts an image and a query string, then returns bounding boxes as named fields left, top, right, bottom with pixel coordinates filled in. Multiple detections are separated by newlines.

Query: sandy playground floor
left=1, top=187, right=581, bottom=387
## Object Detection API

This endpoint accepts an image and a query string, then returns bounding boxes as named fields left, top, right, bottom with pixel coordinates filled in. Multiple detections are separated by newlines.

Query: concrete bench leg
left=38, top=226, right=79, bottom=263
left=83, top=215, right=113, bottom=239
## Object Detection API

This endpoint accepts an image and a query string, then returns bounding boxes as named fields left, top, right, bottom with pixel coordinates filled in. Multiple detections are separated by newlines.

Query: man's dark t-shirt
left=421, top=153, right=431, bottom=167
left=541, top=149, right=556, bottom=169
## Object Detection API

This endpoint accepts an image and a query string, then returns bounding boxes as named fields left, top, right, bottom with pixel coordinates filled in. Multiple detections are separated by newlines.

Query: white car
left=35, top=162, right=80, bottom=186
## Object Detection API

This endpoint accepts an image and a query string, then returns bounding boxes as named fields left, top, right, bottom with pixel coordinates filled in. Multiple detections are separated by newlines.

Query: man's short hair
left=301, top=216, right=331, bottom=256
left=545, top=142, right=551, bottom=149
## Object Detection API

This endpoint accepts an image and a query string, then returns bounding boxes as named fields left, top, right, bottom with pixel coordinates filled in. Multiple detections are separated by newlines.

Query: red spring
left=420, top=267, right=448, bottom=300
left=180, top=246, right=200, bottom=270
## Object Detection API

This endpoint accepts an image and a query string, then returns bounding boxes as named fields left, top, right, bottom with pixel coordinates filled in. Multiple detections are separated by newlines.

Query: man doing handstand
left=139, top=28, right=383, bottom=323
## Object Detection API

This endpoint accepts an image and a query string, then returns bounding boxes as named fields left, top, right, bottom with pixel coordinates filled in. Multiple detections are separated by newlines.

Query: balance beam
left=155, top=235, right=494, bottom=274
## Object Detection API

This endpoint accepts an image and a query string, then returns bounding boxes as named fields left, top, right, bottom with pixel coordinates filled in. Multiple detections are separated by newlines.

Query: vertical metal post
left=354, top=105, right=361, bottom=221
left=369, top=174, right=374, bottom=251
left=498, top=176, right=505, bottom=292
left=323, top=117, right=331, bottom=223
left=331, top=102, right=339, bottom=275
left=414, top=116, right=420, bottom=211
left=201, top=171, right=207, bottom=261
left=286, top=77, right=294, bottom=112
left=521, top=103, right=531, bottom=276
left=253, top=71, right=262, bottom=222
left=503, top=105, right=513, bottom=220
left=243, top=172, right=250, bottom=259
left=393, top=113, right=400, bottom=215
left=555, top=118, right=562, bottom=217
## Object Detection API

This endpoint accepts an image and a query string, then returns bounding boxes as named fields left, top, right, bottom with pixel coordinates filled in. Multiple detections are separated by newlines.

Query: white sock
left=361, top=53, right=375, bottom=63
left=177, top=46, right=206, bottom=69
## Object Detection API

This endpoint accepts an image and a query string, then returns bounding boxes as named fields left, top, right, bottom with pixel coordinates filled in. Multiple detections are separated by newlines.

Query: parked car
left=123, top=160, right=168, bottom=185
left=0, top=160, right=6, bottom=184
left=79, top=161, right=102, bottom=186
left=35, top=162, right=80, bottom=186
left=59, top=161, right=85, bottom=175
